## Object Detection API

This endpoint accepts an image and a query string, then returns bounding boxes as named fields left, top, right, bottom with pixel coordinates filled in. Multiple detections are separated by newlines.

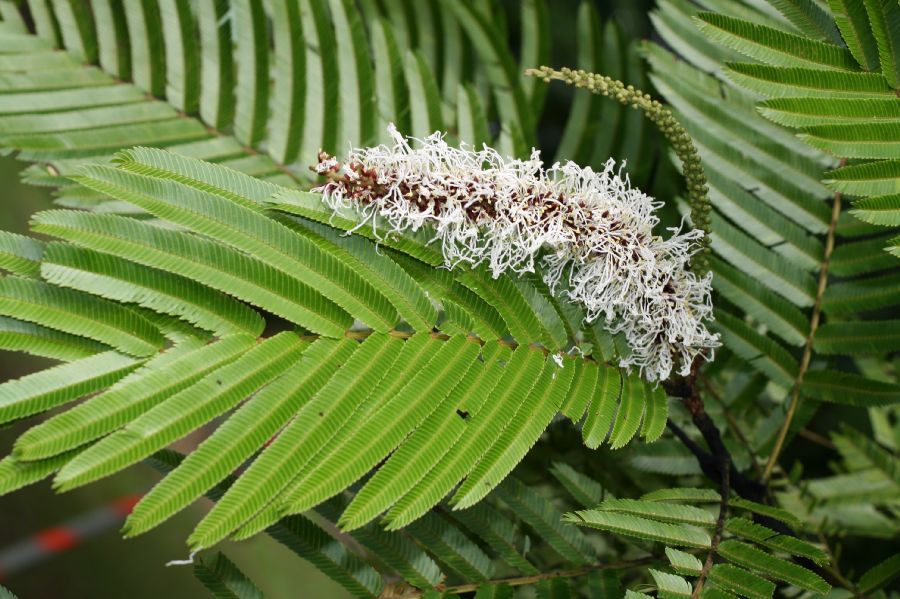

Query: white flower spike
left=313, top=125, right=719, bottom=381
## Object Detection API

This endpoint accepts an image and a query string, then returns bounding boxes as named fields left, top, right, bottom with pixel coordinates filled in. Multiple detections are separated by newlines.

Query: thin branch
left=440, top=556, right=657, bottom=595
left=667, top=419, right=711, bottom=465
left=700, top=377, right=763, bottom=479
left=763, top=161, right=845, bottom=482
left=667, top=369, right=847, bottom=590
left=666, top=361, right=768, bottom=504
left=694, top=456, right=730, bottom=598
left=379, top=556, right=661, bottom=597
left=817, top=532, right=856, bottom=593
left=797, top=428, right=837, bottom=450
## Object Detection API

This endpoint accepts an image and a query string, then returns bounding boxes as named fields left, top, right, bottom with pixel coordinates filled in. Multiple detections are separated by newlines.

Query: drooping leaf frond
left=0, top=143, right=679, bottom=557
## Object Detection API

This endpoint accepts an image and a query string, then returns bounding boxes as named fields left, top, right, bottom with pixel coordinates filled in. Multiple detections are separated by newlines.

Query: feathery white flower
left=313, top=125, right=718, bottom=381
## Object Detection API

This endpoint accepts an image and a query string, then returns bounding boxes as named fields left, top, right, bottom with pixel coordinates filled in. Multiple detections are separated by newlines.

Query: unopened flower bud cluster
left=313, top=125, right=718, bottom=381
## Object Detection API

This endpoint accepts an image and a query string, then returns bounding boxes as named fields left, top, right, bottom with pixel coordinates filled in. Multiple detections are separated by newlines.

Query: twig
left=666, top=361, right=768, bottom=504
left=379, top=556, right=660, bottom=597
left=817, top=532, right=856, bottom=593
left=763, top=163, right=844, bottom=482
left=694, top=456, right=730, bottom=598
left=667, top=367, right=851, bottom=591
left=797, top=428, right=837, bottom=450
left=442, top=556, right=657, bottom=595
left=667, top=362, right=804, bottom=543
left=700, top=377, right=763, bottom=479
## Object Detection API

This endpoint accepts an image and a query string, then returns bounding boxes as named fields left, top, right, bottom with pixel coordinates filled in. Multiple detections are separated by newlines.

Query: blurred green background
left=0, top=156, right=351, bottom=598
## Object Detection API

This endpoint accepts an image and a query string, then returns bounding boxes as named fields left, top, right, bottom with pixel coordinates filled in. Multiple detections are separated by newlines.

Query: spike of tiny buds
left=525, top=66, right=712, bottom=274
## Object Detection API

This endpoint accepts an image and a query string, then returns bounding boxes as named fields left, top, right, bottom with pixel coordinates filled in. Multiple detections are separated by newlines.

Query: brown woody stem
left=694, top=456, right=730, bottom=598
left=762, top=160, right=844, bottom=482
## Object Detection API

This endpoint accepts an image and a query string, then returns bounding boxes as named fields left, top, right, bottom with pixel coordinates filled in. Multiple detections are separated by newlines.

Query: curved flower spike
left=313, top=125, right=718, bottom=381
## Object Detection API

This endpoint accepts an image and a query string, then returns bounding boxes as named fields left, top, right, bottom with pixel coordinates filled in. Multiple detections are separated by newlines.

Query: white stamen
left=314, top=125, right=719, bottom=381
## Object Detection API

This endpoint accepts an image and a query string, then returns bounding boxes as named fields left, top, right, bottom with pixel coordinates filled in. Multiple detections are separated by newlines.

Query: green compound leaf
left=696, top=12, right=858, bottom=70
left=715, top=540, right=830, bottom=594
left=564, top=509, right=712, bottom=548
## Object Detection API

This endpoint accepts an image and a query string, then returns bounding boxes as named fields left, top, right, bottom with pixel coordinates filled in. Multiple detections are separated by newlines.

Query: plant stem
left=817, top=532, right=856, bottom=593
left=378, top=556, right=661, bottom=597
left=763, top=162, right=844, bottom=482
left=701, top=377, right=763, bottom=479
left=694, top=455, right=730, bottom=598
left=442, top=556, right=656, bottom=595
left=797, top=428, right=837, bottom=450
left=666, top=360, right=768, bottom=504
